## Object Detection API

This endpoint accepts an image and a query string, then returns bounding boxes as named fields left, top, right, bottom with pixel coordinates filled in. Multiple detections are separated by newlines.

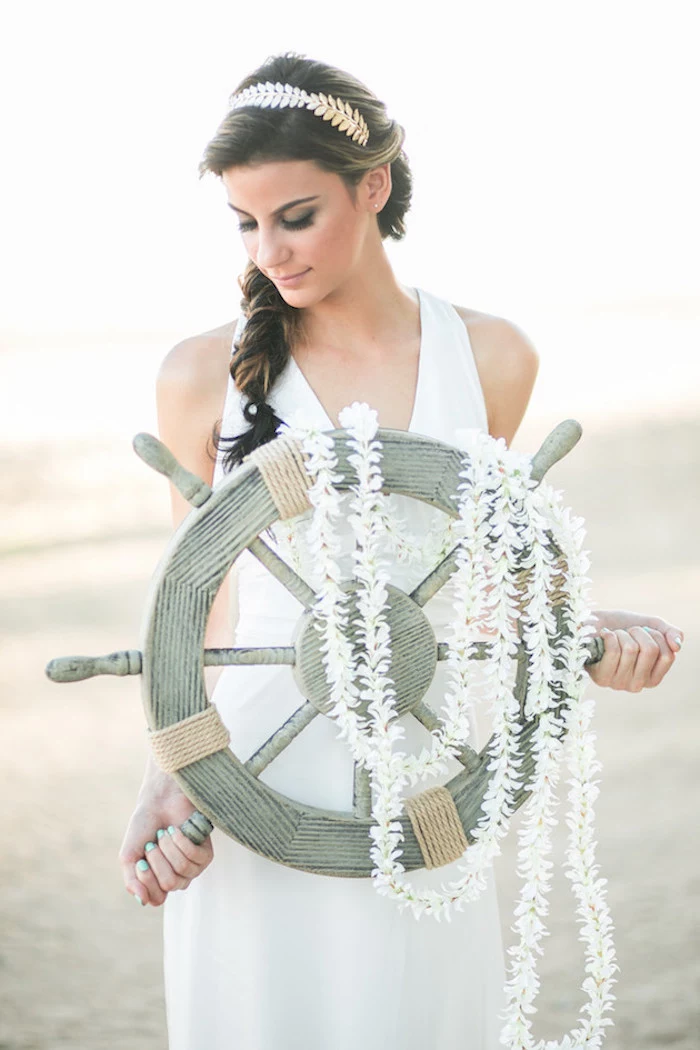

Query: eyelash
left=237, top=212, right=315, bottom=234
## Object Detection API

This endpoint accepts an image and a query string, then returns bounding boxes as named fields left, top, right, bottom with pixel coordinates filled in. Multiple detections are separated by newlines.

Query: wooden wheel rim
left=141, top=429, right=571, bottom=878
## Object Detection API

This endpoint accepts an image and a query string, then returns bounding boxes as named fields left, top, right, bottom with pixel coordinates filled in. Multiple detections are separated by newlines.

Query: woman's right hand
left=119, top=765, right=214, bottom=907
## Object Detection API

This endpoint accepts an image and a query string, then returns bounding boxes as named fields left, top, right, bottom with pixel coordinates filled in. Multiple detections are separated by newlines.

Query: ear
left=363, top=163, right=392, bottom=212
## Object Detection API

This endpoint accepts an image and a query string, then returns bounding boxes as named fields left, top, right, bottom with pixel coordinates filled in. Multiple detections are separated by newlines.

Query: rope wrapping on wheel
left=404, top=786, right=469, bottom=869
left=149, top=704, right=231, bottom=773
left=246, top=432, right=312, bottom=520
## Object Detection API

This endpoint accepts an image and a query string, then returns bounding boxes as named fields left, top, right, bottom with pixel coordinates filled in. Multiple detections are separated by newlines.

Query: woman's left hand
left=586, top=609, right=684, bottom=692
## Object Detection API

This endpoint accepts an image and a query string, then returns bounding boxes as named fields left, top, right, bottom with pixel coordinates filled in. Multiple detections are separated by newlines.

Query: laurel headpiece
left=229, top=81, right=370, bottom=147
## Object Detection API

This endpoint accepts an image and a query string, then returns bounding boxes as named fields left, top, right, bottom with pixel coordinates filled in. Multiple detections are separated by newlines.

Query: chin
left=276, top=283, right=328, bottom=310
left=276, top=288, right=313, bottom=309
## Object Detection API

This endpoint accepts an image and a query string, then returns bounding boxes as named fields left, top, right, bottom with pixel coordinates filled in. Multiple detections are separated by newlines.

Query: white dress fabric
left=163, top=287, right=507, bottom=1049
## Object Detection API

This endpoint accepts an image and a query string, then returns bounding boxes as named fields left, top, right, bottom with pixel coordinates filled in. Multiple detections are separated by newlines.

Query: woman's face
left=221, top=160, right=378, bottom=306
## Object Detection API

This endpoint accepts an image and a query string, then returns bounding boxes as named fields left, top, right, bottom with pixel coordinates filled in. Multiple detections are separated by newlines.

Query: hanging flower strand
left=278, top=404, right=616, bottom=1049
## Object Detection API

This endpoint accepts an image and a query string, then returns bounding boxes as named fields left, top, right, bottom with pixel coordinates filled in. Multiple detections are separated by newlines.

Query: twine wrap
left=247, top=434, right=312, bottom=521
left=149, top=705, right=231, bottom=774
left=404, top=786, right=469, bottom=870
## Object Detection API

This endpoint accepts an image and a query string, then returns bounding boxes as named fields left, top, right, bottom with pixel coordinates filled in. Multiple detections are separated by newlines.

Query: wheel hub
left=292, top=583, right=438, bottom=718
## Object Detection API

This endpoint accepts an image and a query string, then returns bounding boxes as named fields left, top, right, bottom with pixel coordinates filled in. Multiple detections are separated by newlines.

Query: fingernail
left=134, top=894, right=144, bottom=906
left=156, top=829, right=166, bottom=840
left=136, top=859, right=149, bottom=872
left=674, top=636, right=683, bottom=649
left=167, top=825, right=177, bottom=835
left=145, top=841, right=156, bottom=852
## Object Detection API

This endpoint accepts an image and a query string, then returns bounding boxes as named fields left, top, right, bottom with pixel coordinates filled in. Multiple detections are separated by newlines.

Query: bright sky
left=0, top=0, right=698, bottom=434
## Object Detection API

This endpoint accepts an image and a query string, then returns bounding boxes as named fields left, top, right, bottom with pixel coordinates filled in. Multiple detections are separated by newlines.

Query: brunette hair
left=199, top=51, right=413, bottom=472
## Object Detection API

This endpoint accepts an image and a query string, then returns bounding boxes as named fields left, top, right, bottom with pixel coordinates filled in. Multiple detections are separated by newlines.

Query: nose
left=254, top=225, right=291, bottom=274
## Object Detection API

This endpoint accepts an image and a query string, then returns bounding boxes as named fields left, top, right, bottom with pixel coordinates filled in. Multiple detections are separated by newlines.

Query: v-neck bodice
left=213, top=285, right=489, bottom=624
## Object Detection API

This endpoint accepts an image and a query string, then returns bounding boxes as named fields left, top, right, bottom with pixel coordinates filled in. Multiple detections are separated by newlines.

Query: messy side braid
left=201, top=51, right=413, bottom=472
left=217, top=261, right=302, bottom=469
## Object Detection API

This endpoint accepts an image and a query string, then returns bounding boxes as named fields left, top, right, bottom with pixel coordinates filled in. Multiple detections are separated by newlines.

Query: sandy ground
left=1, top=413, right=699, bottom=1049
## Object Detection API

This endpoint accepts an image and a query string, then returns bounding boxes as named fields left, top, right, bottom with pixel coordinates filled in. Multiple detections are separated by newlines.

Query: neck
left=296, top=250, right=418, bottom=357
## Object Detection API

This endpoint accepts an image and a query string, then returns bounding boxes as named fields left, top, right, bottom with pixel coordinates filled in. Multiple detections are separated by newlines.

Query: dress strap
left=409, top=288, right=489, bottom=440
left=213, top=316, right=247, bottom=487
left=232, top=313, right=246, bottom=353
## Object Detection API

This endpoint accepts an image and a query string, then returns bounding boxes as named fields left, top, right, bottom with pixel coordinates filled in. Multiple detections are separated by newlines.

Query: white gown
left=163, top=287, right=507, bottom=1049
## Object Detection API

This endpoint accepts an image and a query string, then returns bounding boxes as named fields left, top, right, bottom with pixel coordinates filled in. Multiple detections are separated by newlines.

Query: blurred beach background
left=1, top=1, right=698, bottom=1047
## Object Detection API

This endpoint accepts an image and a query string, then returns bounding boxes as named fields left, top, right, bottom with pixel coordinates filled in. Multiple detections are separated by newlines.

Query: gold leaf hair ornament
left=229, top=81, right=370, bottom=146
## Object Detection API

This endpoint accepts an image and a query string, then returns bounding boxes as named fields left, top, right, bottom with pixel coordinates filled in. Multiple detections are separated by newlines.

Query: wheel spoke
left=353, top=763, right=372, bottom=818
left=247, top=536, right=317, bottom=609
left=411, top=700, right=480, bottom=773
left=436, top=641, right=491, bottom=662
left=244, top=701, right=318, bottom=777
left=409, top=545, right=460, bottom=607
left=204, top=646, right=296, bottom=667
left=436, top=638, right=600, bottom=666
left=514, top=629, right=530, bottom=721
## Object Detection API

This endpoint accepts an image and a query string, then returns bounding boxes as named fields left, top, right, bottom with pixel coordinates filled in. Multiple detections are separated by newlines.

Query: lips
left=271, top=269, right=310, bottom=281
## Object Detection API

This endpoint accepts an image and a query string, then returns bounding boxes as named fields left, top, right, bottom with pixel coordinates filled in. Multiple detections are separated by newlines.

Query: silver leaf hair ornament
left=229, top=81, right=370, bottom=146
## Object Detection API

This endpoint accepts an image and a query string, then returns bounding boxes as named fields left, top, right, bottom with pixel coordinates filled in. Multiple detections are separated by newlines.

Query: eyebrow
left=227, top=195, right=319, bottom=218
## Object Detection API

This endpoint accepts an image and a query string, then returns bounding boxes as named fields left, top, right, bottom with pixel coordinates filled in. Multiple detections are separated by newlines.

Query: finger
left=171, top=821, right=214, bottom=860
left=588, top=629, right=620, bottom=686
left=134, top=854, right=169, bottom=906
left=636, top=616, right=684, bottom=650
left=664, top=627, right=684, bottom=653
left=591, top=629, right=635, bottom=690
left=157, top=825, right=212, bottom=881
left=587, top=628, right=622, bottom=688
left=140, top=839, right=190, bottom=894
left=641, top=627, right=676, bottom=687
left=626, top=627, right=664, bottom=692
left=612, top=629, right=647, bottom=691
left=124, top=874, right=150, bottom=907
left=120, top=847, right=156, bottom=907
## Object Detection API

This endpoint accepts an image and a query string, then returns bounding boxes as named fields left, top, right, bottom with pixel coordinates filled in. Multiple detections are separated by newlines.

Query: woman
left=120, top=52, right=683, bottom=1049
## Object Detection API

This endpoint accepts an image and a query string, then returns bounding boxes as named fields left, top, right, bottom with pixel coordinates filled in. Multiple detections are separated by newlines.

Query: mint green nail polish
left=145, top=841, right=156, bottom=852
left=134, top=894, right=144, bottom=906
left=167, top=825, right=176, bottom=835
left=156, top=829, right=165, bottom=840
left=136, top=859, right=149, bottom=872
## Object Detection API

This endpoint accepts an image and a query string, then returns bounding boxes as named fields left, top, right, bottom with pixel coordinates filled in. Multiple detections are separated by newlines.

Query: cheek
left=307, top=214, right=364, bottom=266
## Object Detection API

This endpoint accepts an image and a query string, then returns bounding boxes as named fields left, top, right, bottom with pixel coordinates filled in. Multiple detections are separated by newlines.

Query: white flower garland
left=278, top=403, right=617, bottom=1049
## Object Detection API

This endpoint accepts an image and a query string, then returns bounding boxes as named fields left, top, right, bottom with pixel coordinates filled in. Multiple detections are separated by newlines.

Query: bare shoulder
left=156, top=320, right=238, bottom=495
left=451, top=305, right=539, bottom=378
left=451, top=304, right=539, bottom=443
left=158, top=319, right=237, bottom=397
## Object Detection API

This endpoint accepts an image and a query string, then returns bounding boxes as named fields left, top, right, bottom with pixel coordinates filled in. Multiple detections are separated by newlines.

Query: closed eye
left=238, top=212, right=316, bottom=234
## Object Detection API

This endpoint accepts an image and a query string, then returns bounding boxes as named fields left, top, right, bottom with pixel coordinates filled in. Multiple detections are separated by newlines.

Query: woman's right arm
left=119, top=325, right=235, bottom=907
